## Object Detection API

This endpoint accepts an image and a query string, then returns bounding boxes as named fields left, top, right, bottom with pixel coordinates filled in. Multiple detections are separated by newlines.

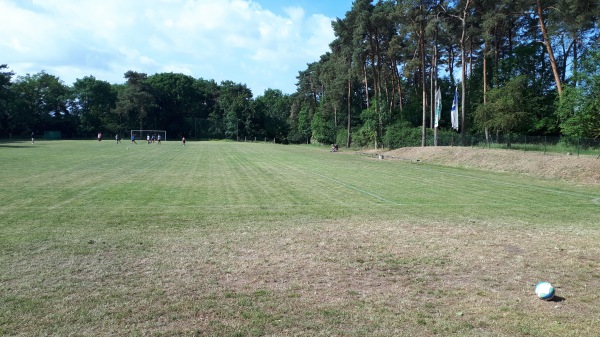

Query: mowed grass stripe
left=1, top=140, right=598, bottom=228
left=2, top=140, right=600, bottom=336
left=238, top=142, right=598, bottom=226
left=397, top=161, right=600, bottom=203
left=200, top=142, right=399, bottom=209
left=246, top=144, right=600, bottom=225
left=381, top=157, right=600, bottom=224
left=335, top=150, right=597, bottom=206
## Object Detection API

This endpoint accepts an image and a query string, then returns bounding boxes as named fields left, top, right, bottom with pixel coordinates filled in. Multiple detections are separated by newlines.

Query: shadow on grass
left=0, top=144, right=35, bottom=148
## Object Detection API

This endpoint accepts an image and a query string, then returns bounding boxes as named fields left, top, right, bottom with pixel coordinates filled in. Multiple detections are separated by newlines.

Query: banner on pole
left=434, top=87, right=442, bottom=128
left=451, top=88, right=459, bottom=131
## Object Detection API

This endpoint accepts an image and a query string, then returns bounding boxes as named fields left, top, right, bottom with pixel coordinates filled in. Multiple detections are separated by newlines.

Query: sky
left=0, top=0, right=354, bottom=96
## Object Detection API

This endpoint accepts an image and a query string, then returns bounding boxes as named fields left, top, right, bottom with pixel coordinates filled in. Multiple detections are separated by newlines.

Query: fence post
left=544, top=136, right=547, bottom=155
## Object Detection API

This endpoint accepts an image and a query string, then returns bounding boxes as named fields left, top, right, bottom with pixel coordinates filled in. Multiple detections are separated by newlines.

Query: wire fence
left=431, top=134, right=600, bottom=157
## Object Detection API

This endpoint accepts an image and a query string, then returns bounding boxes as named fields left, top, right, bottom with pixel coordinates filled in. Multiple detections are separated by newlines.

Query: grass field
left=1, top=140, right=599, bottom=336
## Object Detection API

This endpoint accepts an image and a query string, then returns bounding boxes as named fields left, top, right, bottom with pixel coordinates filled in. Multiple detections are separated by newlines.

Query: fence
left=431, top=134, right=600, bottom=157
left=43, top=131, right=62, bottom=140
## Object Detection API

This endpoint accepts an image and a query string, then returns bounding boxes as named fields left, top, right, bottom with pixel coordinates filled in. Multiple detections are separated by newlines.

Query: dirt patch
left=363, top=147, right=600, bottom=186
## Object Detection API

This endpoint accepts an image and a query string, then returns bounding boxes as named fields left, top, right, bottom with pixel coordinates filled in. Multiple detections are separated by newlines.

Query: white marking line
left=308, top=170, right=402, bottom=206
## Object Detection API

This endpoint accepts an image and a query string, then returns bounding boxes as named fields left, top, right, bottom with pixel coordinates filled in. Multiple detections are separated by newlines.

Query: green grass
left=1, top=140, right=599, bottom=336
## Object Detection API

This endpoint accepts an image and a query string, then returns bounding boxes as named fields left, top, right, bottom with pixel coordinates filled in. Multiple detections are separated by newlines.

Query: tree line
left=1, top=0, right=599, bottom=146
left=0, top=68, right=292, bottom=142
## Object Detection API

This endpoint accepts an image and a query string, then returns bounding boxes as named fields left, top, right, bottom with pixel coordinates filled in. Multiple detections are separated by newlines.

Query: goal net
left=131, top=130, right=167, bottom=142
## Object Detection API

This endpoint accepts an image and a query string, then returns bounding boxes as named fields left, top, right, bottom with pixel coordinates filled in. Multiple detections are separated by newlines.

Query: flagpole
left=433, top=87, right=437, bottom=146
left=434, top=87, right=437, bottom=146
left=434, top=87, right=441, bottom=146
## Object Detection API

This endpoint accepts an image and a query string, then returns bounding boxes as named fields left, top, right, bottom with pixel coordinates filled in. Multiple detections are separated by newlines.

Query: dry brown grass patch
left=364, top=147, right=600, bottom=186
left=139, top=220, right=600, bottom=335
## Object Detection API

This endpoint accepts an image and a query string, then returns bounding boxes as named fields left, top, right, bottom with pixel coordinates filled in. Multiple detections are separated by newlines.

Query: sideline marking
left=270, top=161, right=402, bottom=206
left=308, top=170, right=402, bottom=206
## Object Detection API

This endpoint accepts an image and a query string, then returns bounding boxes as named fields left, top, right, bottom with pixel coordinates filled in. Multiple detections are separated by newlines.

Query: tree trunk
left=433, top=24, right=439, bottom=146
left=139, top=107, right=144, bottom=132
left=420, top=0, right=426, bottom=147
left=368, top=30, right=378, bottom=105
left=346, top=78, right=352, bottom=148
left=573, top=37, right=579, bottom=87
left=430, top=61, right=434, bottom=130
left=469, top=39, right=473, bottom=79
left=363, top=62, right=370, bottom=109
left=494, top=26, right=499, bottom=82
left=334, top=106, right=337, bottom=128
left=536, top=0, right=563, bottom=97
left=483, top=40, right=489, bottom=145
left=459, top=0, right=471, bottom=146
left=447, top=45, right=456, bottom=87
left=394, top=60, right=404, bottom=113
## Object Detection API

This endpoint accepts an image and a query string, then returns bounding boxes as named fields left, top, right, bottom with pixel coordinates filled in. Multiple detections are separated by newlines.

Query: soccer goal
left=131, top=130, right=167, bottom=142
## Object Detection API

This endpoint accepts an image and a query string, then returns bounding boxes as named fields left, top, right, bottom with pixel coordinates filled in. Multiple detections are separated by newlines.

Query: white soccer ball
left=534, top=282, right=555, bottom=300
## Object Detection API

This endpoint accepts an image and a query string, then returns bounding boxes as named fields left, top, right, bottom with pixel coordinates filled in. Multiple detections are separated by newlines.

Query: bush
left=383, top=121, right=423, bottom=149
left=310, top=112, right=336, bottom=144
left=336, top=128, right=349, bottom=147
left=352, top=124, right=378, bottom=148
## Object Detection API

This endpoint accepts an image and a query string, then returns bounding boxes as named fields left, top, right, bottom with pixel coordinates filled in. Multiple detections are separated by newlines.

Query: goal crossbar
left=131, top=130, right=167, bottom=141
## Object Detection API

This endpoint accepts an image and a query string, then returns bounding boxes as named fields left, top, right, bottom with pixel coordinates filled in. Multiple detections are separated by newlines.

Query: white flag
left=451, top=88, right=459, bottom=131
left=434, top=87, right=442, bottom=128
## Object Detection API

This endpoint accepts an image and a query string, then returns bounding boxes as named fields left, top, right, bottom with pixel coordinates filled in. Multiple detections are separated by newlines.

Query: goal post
left=131, top=130, right=167, bottom=142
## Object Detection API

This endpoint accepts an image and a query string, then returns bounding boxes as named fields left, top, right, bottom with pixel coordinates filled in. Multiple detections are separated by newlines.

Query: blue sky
left=259, top=0, right=351, bottom=18
left=0, top=0, right=353, bottom=96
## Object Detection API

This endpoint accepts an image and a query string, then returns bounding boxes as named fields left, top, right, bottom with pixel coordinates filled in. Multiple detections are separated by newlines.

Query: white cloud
left=283, top=6, right=305, bottom=22
left=0, top=0, right=338, bottom=95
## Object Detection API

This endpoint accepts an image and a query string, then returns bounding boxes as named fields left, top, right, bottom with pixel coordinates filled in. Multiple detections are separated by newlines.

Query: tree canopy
left=1, top=0, right=598, bottom=145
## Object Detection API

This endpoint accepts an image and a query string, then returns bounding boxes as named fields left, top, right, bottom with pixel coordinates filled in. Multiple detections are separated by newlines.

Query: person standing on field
left=131, top=134, right=137, bottom=144
left=98, top=132, right=102, bottom=141
left=157, top=134, right=161, bottom=144
left=115, top=133, right=121, bottom=144
left=31, top=132, right=35, bottom=144
left=182, top=136, right=186, bottom=146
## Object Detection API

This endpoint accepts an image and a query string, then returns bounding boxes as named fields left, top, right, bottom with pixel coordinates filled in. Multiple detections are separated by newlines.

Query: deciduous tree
left=71, top=76, right=117, bottom=136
